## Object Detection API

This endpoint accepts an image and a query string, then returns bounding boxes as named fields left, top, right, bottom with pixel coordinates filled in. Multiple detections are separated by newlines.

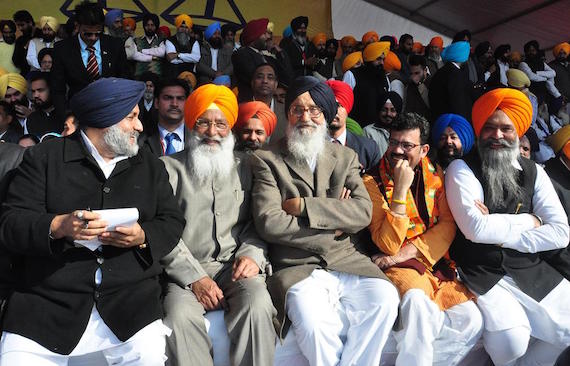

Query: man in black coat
left=279, top=16, right=318, bottom=78
left=51, top=1, right=129, bottom=122
left=0, top=78, right=184, bottom=364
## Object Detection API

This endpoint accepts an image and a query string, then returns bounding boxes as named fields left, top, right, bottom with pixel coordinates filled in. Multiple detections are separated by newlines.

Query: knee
left=163, top=300, right=205, bottom=330
left=369, top=280, right=400, bottom=312
left=236, top=279, right=275, bottom=317
left=484, top=327, right=530, bottom=366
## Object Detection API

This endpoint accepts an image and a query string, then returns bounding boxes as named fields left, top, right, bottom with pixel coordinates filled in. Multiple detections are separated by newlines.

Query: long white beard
left=187, top=131, right=235, bottom=185
left=286, top=121, right=327, bottom=163
left=103, top=124, right=140, bottom=157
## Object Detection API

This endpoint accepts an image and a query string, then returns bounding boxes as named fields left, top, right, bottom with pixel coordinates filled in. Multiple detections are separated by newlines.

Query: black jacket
left=345, top=131, right=382, bottom=173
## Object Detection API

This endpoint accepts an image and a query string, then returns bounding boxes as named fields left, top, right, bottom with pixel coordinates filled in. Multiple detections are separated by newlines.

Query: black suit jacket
left=0, top=132, right=185, bottom=354
left=0, top=128, right=22, bottom=144
left=139, top=123, right=191, bottom=158
left=345, top=131, right=382, bottom=173
left=51, top=35, right=130, bottom=121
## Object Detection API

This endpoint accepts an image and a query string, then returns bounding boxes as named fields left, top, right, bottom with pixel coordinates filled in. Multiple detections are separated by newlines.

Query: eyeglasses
left=290, top=105, right=322, bottom=118
left=388, top=138, right=422, bottom=151
left=195, top=119, right=229, bottom=131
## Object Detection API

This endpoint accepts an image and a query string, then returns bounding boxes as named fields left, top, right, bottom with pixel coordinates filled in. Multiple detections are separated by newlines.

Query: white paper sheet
left=76, top=208, right=139, bottom=251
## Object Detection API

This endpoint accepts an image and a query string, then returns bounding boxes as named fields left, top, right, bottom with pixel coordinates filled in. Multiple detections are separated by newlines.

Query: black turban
left=290, top=16, right=308, bottom=32
left=377, top=91, right=403, bottom=114
left=326, top=38, right=338, bottom=51
left=285, top=76, right=337, bottom=125
left=494, top=44, right=511, bottom=60
left=474, top=41, right=491, bottom=59
left=70, top=78, right=145, bottom=128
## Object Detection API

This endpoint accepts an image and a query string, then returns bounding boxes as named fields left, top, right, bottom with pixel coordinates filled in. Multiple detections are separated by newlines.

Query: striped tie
left=86, top=46, right=99, bottom=81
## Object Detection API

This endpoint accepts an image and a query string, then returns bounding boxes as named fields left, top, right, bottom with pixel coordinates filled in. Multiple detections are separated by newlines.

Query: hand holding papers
left=76, top=208, right=139, bottom=251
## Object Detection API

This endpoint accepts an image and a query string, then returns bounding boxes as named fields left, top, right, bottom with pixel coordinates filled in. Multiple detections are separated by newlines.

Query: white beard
left=187, top=131, right=235, bottom=185
left=286, top=121, right=327, bottom=163
left=103, top=124, right=139, bottom=157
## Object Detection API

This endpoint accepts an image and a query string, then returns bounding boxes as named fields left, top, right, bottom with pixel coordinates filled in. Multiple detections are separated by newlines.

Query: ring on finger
left=75, top=210, right=84, bottom=219
left=83, top=221, right=89, bottom=229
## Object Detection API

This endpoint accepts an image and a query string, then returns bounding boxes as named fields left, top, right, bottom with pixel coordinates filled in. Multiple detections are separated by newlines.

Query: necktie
left=86, top=46, right=100, bottom=81
left=164, top=133, right=180, bottom=155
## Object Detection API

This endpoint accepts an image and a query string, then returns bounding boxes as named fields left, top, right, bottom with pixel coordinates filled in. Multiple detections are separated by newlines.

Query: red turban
left=362, top=31, right=379, bottom=44
left=235, top=101, right=277, bottom=136
left=241, top=18, right=269, bottom=46
left=185, top=84, right=238, bottom=129
left=158, top=26, right=171, bottom=38
left=325, top=80, right=354, bottom=114
left=472, top=88, right=532, bottom=138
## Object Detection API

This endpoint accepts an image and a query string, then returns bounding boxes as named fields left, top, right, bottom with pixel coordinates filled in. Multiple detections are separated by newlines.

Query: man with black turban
left=363, top=90, right=403, bottom=156
left=250, top=75, right=399, bottom=366
left=279, top=16, right=319, bottom=78
left=0, top=77, right=185, bottom=365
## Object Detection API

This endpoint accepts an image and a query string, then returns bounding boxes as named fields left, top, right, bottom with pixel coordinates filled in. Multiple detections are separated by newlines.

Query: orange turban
left=177, top=71, right=197, bottom=89
left=122, top=17, right=136, bottom=30
left=341, top=35, right=356, bottom=47
left=363, top=41, right=390, bottom=62
left=472, top=88, right=532, bottom=138
left=553, top=42, right=570, bottom=58
left=312, top=32, right=327, bottom=47
left=174, top=14, right=193, bottom=29
left=235, top=101, right=277, bottom=136
left=412, top=42, right=424, bottom=54
left=342, top=51, right=363, bottom=72
left=429, top=36, right=443, bottom=49
left=184, top=84, right=238, bottom=129
left=383, top=51, right=401, bottom=72
left=362, top=31, right=379, bottom=44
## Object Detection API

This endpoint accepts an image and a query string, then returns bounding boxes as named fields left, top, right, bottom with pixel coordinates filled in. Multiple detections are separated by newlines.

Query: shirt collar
left=80, top=130, right=128, bottom=173
left=78, top=34, right=100, bottom=52
left=329, top=128, right=347, bottom=145
left=158, top=123, right=185, bottom=141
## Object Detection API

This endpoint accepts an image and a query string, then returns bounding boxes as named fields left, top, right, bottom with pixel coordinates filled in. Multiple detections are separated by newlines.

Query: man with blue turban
left=432, top=113, right=475, bottom=169
left=0, top=77, right=185, bottom=365
left=250, top=76, right=399, bottom=365
left=105, top=9, right=124, bottom=39
left=196, top=21, right=233, bottom=85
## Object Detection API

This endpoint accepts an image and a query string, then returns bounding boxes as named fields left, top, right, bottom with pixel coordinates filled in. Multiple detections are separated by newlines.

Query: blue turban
left=213, top=75, right=231, bottom=86
left=282, top=25, right=293, bottom=39
left=105, top=9, right=123, bottom=28
left=204, top=22, right=221, bottom=40
left=70, top=78, right=145, bottom=128
left=441, top=41, right=470, bottom=63
left=285, top=76, right=337, bottom=124
left=432, top=113, right=475, bottom=154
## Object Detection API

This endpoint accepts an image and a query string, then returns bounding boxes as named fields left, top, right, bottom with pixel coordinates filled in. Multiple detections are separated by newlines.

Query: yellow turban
left=506, top=69, right=531, bottom=89
left=341, top=36, right=356, bottom=47
left=174, top=14, right=193, bottom=29
left=553, top=42, right=570, bottom=58
left=342, top=51, right=363, bottom=72
left=362, top=31, right=379, bottom=44
left=184, top=84, right=238, bottom=129
left=312, top=32, right=327, bottom=47
left=0, top=73, right=27, bottom=99
left=39, top=16, right=59, bottom=31
left=472, top=88, right=532, bottom=138
left=383, top=51, right=401, bottom=72
left=177, top=71, right=197, bottom=89
left=267, top=21, right=274, bottom=33
left=548, top=125, right=570, bottom=154
left=363, top=41, right=390, bottom=62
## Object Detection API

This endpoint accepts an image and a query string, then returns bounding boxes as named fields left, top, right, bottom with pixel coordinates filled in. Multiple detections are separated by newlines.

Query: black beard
left=437, top=146, right=462, bottom=169
left=236, top=140, right=261, bottom=152
left=209, top=36, right=223, bottom=49
left=34, top=99, right=52, bottom=110
left=43, top=34, right=56, bottom=42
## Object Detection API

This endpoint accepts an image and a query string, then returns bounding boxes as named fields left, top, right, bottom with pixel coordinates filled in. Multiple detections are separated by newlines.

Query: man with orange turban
left=160, top=83, right=276, bottom=366
left=548, top=42, right=570, bottom=101
left=426, top=36, right=444, bottom=75
left=122, top=17, right=136, bottom=37
left=384, top=50, right=405, bottom=99
left=234, top=101, right=277, bottom=151
left=362, top=30, right=379, bottom=45
left=446, top=88, right=570, bottom=366
left=340, top=35, right=357, bottom=59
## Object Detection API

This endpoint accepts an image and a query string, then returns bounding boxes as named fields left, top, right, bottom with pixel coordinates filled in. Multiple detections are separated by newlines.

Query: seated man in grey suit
left=160, top=83, right=276, bottom=366
left=250, top=76, right=399, bottom=366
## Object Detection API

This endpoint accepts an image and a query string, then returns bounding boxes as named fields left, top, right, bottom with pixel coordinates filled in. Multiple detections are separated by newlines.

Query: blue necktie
left=164, top=133, right=180, bottom=155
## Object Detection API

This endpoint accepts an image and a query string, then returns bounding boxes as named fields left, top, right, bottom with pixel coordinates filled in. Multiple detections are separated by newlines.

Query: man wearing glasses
left=250, top=76, right=399, bottom=366
left=52, top=0, right=129, bottom=122
left=160, top=84, right=276, bottom=366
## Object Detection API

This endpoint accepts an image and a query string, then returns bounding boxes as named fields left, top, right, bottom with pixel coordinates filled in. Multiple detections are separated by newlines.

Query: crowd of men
left=0, top=1, right=569, bottom=365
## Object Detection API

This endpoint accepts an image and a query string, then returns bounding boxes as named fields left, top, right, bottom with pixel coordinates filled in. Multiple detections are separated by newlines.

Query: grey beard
left=103, top=124, right=140, bottom=158
left=176, top=32, right=191, bottom=48
left=143, top=91, right=154, bottom=102
left=286, top=121, right=327, bottom=163
left=478, top=137, right=522, bottom=210
left=108, top=27, right=125, bottom=39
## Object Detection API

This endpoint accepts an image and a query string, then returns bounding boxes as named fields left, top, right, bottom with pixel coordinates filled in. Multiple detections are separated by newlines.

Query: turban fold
left=432, top=113, right=475, bottom=154
left=177, top=71, right=197, bottom=89
left=205, top=22, right=221, bottom=40
left=0, top=73, right=27, bottom=99
left=429, top=36, right=443, bottom=49
left=553, top=42, right=570, bottom=58
left=342, top=51, right=363, bottom=72
left=285, top=76, right=337, bottom=124
left=377, top=91, right=403, bottom=114
left=312, top=32, right=327, bottom=47
left=213, top=75, right=231, bottom=87
left=472, top=88, right=532, bottom=138
left=341, top=36, right=356, bottom=47
left=507, top=69, right=530, bottom=89
left=441, top=41, right=470, bottom=63
left=548, top=125, right=570, bottom=154
left=383, top=51, right=401, bottom=72
left=325, top=80, right=354, bottom=113
left=412, top=42, right=424, bottom=54
left=122, top=18, right=136, bottom=30
left=105, top=9, right=123, bottom=28
left=241, top=18, right=269, bottom=46
left=175, top=14, right=192, bottom=29
left=235, top=101, right=277, bottom=136
left=39, top=16, right=59, bottom=31
left=184, top=84, right=238, bottom=129
left=70, top=78, right=145, bottom=128
left=363, top=41, right=391, bottom=62
left=282, top=26, right=293, bottom=39
left=290, top=16, right=308, bottom=32
left=362, top=31, right=379, bottom=44
left=158, top=26, right=171, bottom=38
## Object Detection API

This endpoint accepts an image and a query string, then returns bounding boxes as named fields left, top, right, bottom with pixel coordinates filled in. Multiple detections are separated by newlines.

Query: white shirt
left=329, top=128, right=347, bottom=146
left=26, top=38, right=57, bottom=70
left=165, top=40, right=201, bottom=64
left=210, top=48, right=219, bottom=71
left=342, top=70, right=356, bottom=89
left=498, top=60, right=510, bottom=86
left=158, top=123, right=185, bottom=154
left=143, top=99, right=153, bottom=112
left=445, top=158, right=569, bottom=253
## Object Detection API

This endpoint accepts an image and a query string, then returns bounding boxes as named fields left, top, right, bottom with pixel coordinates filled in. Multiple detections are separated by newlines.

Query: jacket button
left=94, top=291, right=101, bottom=300
left=103, top=187, right=111, bottom=193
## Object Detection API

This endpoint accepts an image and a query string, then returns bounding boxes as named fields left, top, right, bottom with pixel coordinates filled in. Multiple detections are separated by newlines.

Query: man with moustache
left=280, top=16, right=318, bottom=78
left=164, top=14, right=200, bottom=79
left=12, top=10, right=40, bottom=76
left=0, top=77, right=185, bottom=365
left=0, top=20, right=20, bottom=74
left=234, top=101, right=277, bottom=152
left=431, top=113, right=475, bottom=170
left=26, top=16, right=60, bottom=71
left=134, top=13, right=166, bottom=77
left=160, top=84, right=276, bottom=366
left=0, top=72, right=32, bottom=134
left=26, top=73, right=61, bottom=138
left=363, top=91, right=403, bottom=156
left=250, top=76, right=399, bottom=366
left=549, top=42, right=570, bottom=101
left=196, top=22, right=233, bottom=85
left=445, top=88, right=570, bottom=366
